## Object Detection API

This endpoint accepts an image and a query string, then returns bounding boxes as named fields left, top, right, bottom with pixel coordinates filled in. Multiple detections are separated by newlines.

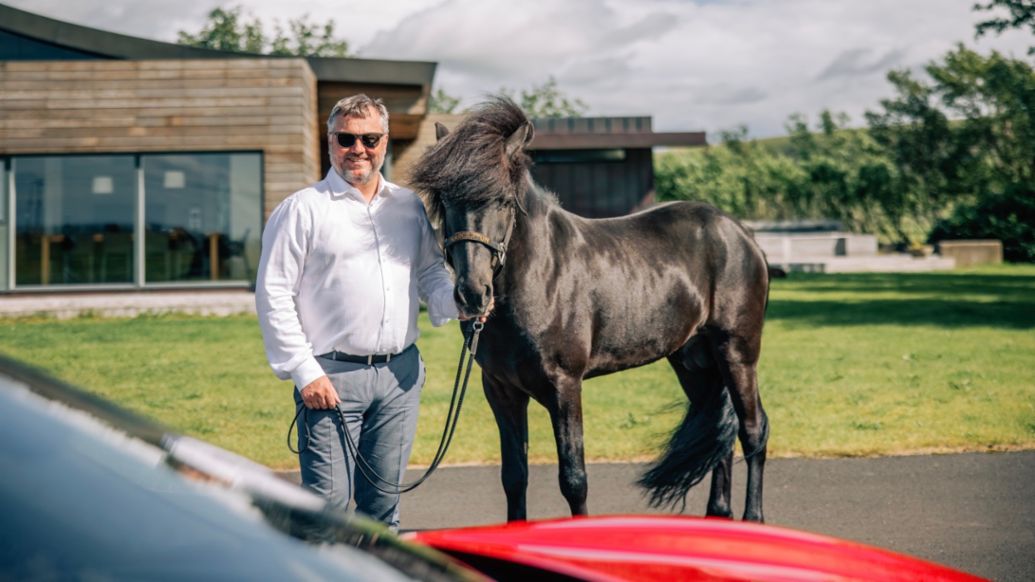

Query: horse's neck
left=513, top=181, right=550, bottom=234
left=508, top=180, right=571, bottom=264
left=497, top=181, right=579, bottom=313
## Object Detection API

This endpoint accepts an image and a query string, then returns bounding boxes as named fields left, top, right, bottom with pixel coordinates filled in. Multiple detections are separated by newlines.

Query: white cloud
left=5, top=0, right=1031, bottom=138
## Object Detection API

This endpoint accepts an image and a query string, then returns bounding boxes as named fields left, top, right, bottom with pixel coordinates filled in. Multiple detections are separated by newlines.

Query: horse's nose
left=455, top=277, right=491, bottom=315
left=454, top=281, right=469, bottom=308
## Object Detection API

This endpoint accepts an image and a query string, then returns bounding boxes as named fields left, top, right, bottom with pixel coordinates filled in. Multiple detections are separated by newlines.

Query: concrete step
left=769, top=254, right=956, bottom=273
left=0, top=290, right=256, bottom=319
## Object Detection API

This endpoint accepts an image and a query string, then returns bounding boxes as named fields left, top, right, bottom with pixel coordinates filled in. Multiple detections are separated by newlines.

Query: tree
left=178, top=5, right=349, bottom=57
left=267, top=18, right=348, bottom=58
left=656, top=114, right=906, bottom=242
left=177, top=6, right=265, bottom=53
left=657, top=2, right=1035, bottom=259
left=974, top=0, right=1035, bottom=54
left=501, top=76, right=589, bottom=118
left=866, top=45, right=1035, bottom=259
left=655, top=127, right=811, bottom=223
left=428, top=87, right=462, bottom=114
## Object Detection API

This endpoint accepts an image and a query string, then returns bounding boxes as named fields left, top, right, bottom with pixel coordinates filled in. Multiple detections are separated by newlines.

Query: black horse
left=411, top=98, right=770, bottom=522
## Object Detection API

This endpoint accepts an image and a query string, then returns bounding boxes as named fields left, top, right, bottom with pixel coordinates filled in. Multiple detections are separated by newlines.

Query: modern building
left=395, top=114, right=706, bottom=219
left=0, top=4, right=705, bottom=295
left=528, top=116, right=705, bottom=218
left=0, top=3, right=435, bottom=292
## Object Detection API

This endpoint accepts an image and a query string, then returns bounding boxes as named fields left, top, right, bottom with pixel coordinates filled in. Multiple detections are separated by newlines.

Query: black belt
left=318, top=344, right=412, bottom=365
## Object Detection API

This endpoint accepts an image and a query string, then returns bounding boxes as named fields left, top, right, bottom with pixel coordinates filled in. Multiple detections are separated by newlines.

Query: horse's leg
left=545, top=375, right=588, bottom=516
left=708, top=452, right=734, bottom=518
left=667, top=350, right=733, bottom=518
left=483, top=372, right=531, bottom=521
left=713, top=335, right=768, bottom=523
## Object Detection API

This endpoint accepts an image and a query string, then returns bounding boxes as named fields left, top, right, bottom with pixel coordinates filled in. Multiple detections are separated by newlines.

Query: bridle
left=443, top=205, right=516, bottom=275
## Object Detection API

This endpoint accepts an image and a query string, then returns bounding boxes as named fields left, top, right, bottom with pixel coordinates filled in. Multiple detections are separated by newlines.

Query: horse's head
left=411, top=98, right=534, bottom=318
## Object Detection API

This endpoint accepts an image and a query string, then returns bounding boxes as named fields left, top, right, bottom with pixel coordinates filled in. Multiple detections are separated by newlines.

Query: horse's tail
left=637, top=385, right=738, bottom=509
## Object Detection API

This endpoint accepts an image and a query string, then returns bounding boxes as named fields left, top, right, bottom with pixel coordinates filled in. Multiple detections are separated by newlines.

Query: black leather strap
left=318, top=344, right=412, bottom=365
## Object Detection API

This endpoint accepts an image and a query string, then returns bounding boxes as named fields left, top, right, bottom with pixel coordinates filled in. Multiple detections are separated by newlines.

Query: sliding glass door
left=6, top=152, right=262, bottom=290
left=143, top=153, right=261, bottom=284
left=14, top=155, right=137, bottom=286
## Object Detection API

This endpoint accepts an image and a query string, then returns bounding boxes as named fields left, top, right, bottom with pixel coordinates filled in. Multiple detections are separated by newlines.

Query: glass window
left=14, top=155, right=137, bottom=286
left=142, top=153, right=261, bottom=284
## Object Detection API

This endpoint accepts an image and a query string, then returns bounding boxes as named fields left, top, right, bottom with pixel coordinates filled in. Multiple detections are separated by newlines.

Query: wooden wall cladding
left=0, top=58, right=321, bottom=219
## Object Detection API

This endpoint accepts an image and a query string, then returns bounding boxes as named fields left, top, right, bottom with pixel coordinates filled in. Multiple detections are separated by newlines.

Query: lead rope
left=287, top=321, right=484, bottom=494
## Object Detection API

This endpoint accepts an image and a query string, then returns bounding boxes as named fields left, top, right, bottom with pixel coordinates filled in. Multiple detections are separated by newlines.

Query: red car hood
left=406, top=515, right=985, bottom=582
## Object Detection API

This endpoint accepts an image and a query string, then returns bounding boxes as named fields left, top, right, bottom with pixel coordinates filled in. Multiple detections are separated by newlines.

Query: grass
left=1, top=265, right=1033, bottom=470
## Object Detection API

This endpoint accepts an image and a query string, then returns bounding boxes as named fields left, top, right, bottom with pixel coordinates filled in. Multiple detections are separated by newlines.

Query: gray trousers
left=294, top=345, right=424, bottom=530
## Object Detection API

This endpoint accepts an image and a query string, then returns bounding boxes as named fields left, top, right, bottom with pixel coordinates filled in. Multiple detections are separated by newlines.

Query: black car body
left=0, top=354, right=483, bottom=581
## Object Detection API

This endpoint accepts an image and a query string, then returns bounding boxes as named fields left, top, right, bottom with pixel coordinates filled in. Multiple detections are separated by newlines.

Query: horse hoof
left=706, top=507, right=733, bottom=519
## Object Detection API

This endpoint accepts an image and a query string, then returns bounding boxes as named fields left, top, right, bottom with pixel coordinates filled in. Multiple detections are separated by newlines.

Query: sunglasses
left=334, top=132, right=385, bottom=148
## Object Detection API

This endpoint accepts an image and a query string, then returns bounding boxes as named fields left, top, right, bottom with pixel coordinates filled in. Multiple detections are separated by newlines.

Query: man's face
left=328, top=108, right=388, bottom=187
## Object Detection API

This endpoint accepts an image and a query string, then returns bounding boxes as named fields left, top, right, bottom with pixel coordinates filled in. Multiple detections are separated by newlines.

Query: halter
left=443, top=206, right=516, bottom=274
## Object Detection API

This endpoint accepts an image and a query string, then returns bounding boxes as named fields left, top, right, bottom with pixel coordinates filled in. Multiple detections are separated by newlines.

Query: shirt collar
left=326, top=168, right=389, bottom=202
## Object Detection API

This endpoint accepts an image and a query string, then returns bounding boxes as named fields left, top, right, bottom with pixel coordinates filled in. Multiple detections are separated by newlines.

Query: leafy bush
left=929, top=188, right=1035, bottom=262
left=656, top=46, right=1034, bottom=259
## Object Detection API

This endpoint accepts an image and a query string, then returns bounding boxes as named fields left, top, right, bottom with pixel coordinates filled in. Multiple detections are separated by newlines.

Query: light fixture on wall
left=92, top=176, right=114, bottom=195
left=163, top=170, right=186, bottom=189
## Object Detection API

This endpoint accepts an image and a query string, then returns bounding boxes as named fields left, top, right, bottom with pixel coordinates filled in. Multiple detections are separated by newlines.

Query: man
left=255, top=94, right=468, bottom=530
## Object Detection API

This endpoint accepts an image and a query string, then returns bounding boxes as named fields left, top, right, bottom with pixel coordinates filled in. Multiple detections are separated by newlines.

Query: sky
left=6, top=0, right=1032, bottom=138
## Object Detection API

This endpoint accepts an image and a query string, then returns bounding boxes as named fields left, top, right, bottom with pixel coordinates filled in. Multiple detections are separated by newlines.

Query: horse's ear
left=504, top=121, right=534, bottom=158
left=435, top=122, right=450, bottom=141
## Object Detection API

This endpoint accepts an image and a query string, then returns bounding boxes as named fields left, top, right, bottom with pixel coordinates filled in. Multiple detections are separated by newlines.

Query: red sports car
left=408, top=515, right=984, bottom=581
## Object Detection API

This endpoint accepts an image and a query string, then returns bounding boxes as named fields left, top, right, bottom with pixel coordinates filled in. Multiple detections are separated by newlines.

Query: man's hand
left=300, top=376, right=340, bottom=409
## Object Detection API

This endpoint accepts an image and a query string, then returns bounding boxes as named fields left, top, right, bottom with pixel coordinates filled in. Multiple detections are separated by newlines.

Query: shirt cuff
left=427, top=288, right=460, bottom=326
left=290, top=356, right=326, bottom=391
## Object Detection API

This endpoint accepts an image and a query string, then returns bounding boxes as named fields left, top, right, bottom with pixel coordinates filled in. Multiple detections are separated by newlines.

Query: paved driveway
left=392, top=451, right=1035, bottom=581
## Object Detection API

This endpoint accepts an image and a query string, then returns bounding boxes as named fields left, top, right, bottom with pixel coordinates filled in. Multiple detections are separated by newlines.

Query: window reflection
left=143, top=153, right=261, bottom=284
left=7, top=152, right=261, bottom=289
left=14, top=156, right=136, bottom=286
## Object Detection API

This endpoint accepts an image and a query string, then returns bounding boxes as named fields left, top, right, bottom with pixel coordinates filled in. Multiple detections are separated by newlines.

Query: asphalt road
left=388, top=451, right=1035, bottom=581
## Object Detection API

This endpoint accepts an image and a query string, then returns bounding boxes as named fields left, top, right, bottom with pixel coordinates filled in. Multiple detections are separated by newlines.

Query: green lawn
left=1, top=265, right=1033, bottom=470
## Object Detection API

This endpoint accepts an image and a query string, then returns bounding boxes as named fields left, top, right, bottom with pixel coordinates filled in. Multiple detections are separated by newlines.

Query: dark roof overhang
left=529, top=131, right=707, bottom=150
left=527, top=115, right=706, bottom=150
left=0, top=3, right=436, bottom=87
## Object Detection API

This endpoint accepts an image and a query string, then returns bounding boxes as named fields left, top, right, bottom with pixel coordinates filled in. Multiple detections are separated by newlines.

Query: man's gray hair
left=327, top=94, right=390, bottom=134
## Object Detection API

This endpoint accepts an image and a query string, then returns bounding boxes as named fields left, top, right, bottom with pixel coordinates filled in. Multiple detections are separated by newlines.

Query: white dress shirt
left=255, top=169, right=458, bottom=389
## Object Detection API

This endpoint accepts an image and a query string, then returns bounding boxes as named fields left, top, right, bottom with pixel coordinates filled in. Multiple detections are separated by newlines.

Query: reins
left=288, top=321, right=484, bottom=494
left=287, top=205, right=515, bottom=494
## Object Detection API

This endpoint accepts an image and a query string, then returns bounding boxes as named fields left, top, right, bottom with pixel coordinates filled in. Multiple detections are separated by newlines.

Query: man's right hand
left=300, top=376, right=340, bottom=409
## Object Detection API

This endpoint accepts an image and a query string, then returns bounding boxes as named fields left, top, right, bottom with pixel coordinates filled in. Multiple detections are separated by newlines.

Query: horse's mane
left=410, top=97, right=533, bottom=224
